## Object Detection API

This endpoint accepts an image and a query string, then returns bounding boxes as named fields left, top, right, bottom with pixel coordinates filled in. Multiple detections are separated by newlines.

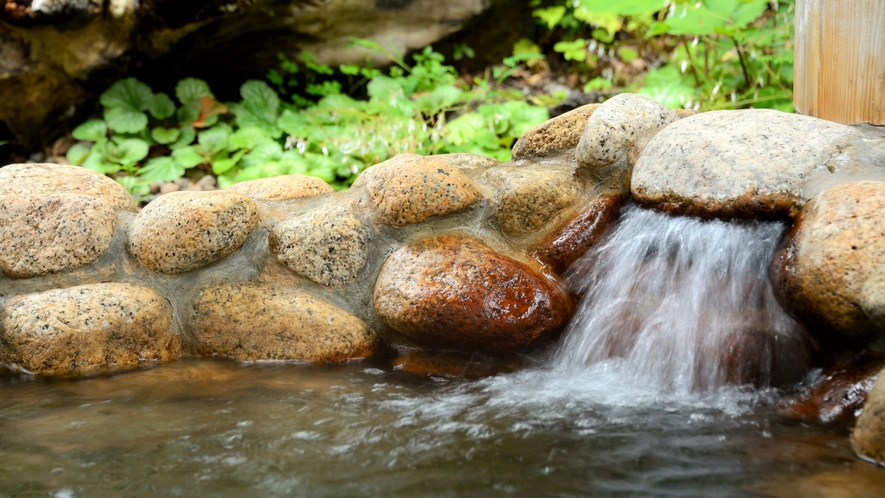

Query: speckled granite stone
left=632, top=109, right=877, bottom=219
left=512, top=104, right=600, bottom=160
left=483, top=166, right=581, bottom=235
left=771, top=182, right=885, bottom=343
left=190, top=281, right=381, bottom=361
left=576, top=94, right=679, bottom=188
left=0, top=193, right=116, bottom=278
left=0, top=283, right=181, bottom=375
left=129, top=191, right=258, bottom=274
left=0, top=163, right=135, bottom=211
left=374, top=235, right=572, bottom=352
left=269, top=202, right=369, bottom=287
left=226, top=174, right=334, bottom=202
left=352, top=153, right=479, bottom=226
left=853, top=367, right=885, bottom=464
left=861, top=267, right=885, bottom=330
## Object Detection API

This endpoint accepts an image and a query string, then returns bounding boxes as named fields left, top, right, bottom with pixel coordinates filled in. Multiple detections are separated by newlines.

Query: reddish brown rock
left=373, top=235, right=572, bottom=352
left=531, top=193, right=624, bottom=274
left=771, top=182, right=885, bottom=344
left=783, top=351, right=885, bottom=424
left=718, top=326, right=812, bottom=390
left=391, top=349, right=525, bottom=378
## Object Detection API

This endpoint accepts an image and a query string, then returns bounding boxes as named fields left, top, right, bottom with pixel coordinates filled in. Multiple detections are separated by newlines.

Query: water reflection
left=0, top=359, right=880, bottom=497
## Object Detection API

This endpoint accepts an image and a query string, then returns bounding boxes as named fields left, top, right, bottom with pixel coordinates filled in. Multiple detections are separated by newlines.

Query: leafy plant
left=521, top=0, right=794, bottom=111
left=67, top=43, right=552, bottom=196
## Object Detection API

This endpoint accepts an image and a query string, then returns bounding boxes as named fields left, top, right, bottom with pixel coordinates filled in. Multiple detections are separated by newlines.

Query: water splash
left=554, top=204, right=808, bottom=392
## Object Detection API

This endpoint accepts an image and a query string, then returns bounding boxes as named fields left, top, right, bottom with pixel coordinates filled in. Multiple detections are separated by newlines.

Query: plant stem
left=678, top=35, right=702, bottom=86
left=732, top=37, right=752, bottom=89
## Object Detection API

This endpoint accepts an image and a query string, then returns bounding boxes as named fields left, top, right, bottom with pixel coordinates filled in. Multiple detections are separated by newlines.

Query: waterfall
left=555, top=204, right=809, bottom=392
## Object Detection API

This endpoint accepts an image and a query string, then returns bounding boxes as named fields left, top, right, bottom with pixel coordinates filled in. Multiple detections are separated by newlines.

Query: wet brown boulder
left=531, top=193, right=624, bottom=275
left=373, top=235, right=572, bottom=352
left=771, top=181, right=885, bottom=344
left=853, top=366, right=885, bottom=464
left=482, top=165, right=582, bottom=236
left=783, top=351, right=885, bottom=424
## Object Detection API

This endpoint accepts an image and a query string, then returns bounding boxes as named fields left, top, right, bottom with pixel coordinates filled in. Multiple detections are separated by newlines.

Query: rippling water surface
left=1, top=359, right=883, bottom=497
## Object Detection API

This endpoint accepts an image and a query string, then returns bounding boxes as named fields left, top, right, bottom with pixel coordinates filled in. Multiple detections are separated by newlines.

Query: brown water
left=1, top=357, right=884, bottom=498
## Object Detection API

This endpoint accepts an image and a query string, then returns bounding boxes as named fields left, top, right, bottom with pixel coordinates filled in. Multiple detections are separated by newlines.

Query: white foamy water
left=553, top=204, right=806, bottom=393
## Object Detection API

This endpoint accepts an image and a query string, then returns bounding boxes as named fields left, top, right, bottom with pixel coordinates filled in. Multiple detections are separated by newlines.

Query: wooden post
left=794, top=0, right=885, bottom=125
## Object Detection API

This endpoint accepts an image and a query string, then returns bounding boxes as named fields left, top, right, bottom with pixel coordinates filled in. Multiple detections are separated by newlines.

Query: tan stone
left=0, top=283, right=181, bottom=376
left=0, top=193, right=116, bottom=278
left=190, top=281, right=381, bottom=361
left=268, top=202, right=369, bottom=287
left=374, top=235, right=572, bottom=352
left=483, top=166, right=581, bottom=235
left=770, top=182, right=885, bottom=342
left=853, top=367, right=885, bottom=464
left=226, top=174, right=334, bottom=202
left=352, top=153, right=478, bottom=226
left=129, top=191, right=258, bottom=274
left=862, top=267, right=885, bottom=330
left=632, top=109, right=882, bottom=219
left=511, top=104, right=600, bottom=160
left=576, top=94, right=679, bottom=190
left=0, top=163, right=135, bottom=211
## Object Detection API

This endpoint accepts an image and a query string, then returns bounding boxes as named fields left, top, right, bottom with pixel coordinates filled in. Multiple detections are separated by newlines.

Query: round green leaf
left=104, top=107, right=148, bottom=134
left=240, top=80, right=280, bottom=115
left=176, top=102, right=201, bottom=126
left=139, top=156, right=185, bottom=183
left=170, top=126, right=196, bottom=149
left=149, top=93, right=176, bottom=120
left=172, top=145, right=206, bottom=169
left=198, top=124, right=232, bottom=156
left=72, top=119, right=108, bottom=142
left=151, top=127, right=181, bottom=145
left=100, top=78, right=154, bottom=112
left=176, top=78, right=214, bottom=104
left=65, top=142, right=92, bottom=165
left=108, top=138, right=150, bottom=166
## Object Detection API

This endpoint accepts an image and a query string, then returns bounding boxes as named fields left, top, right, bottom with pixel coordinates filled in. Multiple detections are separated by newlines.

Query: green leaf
left=211, top=149, right=247, bottom=175
left=367, top=75, right=405, bottom=100
left=241, top=80, right=280, bottom=114
left=445, top=113, right=487, bottom=146
left=618, top=47, right=639, bottom=63
left=228, top=126, right=274, bottom=150
left=241, top=142, right=283, bottom=167
left=731, top=0, right=768, bottom=29
left=116, top=176, right=151, bottom=199
left=100, top=78, right=154, bottom=112
left=72, top=120, right=108, bottom=142
left=277, top=111, right=312, bottom=136
left=554, top=39, right=587, bottom=62
left=170, top=126, right=196, bottom=149
left=176, top=78, right=214, bottom=104
left=638, top=65, right=696, bottom=108
left=138, top=156, right=185, bottom=183
left=151, top=127, right=181, bottom=145
left=65, top=143, right=92, bottom=165
left=82, top=148, right=119, bottom=175
left=533, top=6, right=566, bottom=30
left=339, top=64, right=360, bottom=76
left=575, top=0, right=666, bottom=16
left=106, top=138, right=150, bottom=166
left=172, top=146, right=205, bottom=169
left=149, top=92, right=176, bottom=119
left=177, top=102, right=201, bottom=125
left=198, top=124, right=232, bottom=155
left=104, top=107, right=148, bottom=134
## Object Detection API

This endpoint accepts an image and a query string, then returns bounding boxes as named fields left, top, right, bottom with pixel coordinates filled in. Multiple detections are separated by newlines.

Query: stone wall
left=3, top=93, right=885, bottom=463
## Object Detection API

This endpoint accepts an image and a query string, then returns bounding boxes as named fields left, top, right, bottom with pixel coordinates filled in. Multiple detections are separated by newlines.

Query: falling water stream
left=2, top=205, right=884, bottom=497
